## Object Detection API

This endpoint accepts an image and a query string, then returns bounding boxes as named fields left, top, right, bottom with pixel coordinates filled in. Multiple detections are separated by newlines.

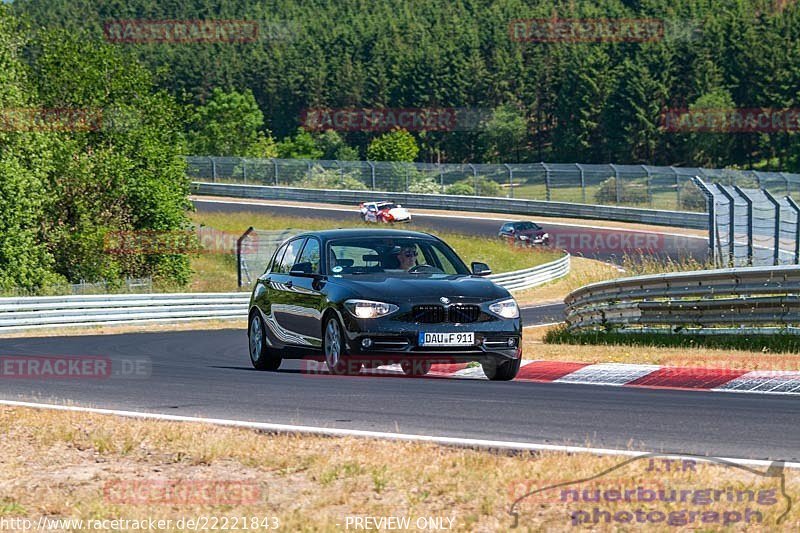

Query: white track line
left=1, top=399, right=796, bottom=469
left=190, top=197, right=706, bottom=240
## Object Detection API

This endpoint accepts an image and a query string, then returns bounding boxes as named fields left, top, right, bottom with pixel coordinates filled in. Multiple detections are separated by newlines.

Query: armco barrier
left=564, top=264, right=800, bottom=334
left=191, top=182, right=708, bottom=229
left=0, top=256, right=569, bottom=332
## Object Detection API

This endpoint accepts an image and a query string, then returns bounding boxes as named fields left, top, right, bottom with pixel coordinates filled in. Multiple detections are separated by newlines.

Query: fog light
left=507, top=337, right=517, bottom=347
left=361, top=338, right=373, bottom=348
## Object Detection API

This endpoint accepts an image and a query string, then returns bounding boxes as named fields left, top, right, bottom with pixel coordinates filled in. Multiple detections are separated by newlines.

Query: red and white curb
left=372, top=361, right=800, bottom=395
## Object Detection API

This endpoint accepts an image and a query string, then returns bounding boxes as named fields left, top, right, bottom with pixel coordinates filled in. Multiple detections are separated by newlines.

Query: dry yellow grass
left=0, top=406, right=796, bottom=531
left=514, top=257, right=621, bottom=306
left=523, top=328, right=800, bottom=372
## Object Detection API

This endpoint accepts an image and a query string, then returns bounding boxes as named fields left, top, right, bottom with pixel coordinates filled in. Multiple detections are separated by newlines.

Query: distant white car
left=359, top=201, right=412, bottom=224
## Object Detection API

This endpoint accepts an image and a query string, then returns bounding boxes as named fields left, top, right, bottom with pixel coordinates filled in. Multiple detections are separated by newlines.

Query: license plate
left=419, top=332, right=474, bottom=346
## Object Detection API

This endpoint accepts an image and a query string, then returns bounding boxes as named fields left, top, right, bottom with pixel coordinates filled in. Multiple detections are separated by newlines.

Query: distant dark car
left=499, top=221, right=550, bottom=246
left=248, top=229, right=522, bottom=380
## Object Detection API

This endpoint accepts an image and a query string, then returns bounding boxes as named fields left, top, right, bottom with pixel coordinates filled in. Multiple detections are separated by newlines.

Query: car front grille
left=411, top=304, right=481, bottom=324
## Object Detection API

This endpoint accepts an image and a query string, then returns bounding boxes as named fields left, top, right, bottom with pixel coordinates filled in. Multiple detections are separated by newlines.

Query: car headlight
left=542, top=233, right=549, bottom=239
left=344, top=299, right=399, bottom=319
left=518, top=235, right=529, bottom=240
left=489, top=298, right=519, bottom=319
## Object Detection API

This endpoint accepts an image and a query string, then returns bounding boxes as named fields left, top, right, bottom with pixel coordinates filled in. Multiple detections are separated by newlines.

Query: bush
left=446, top=181, right=475, bottom=195
left=407, top=174, right=440, bottom=193
left=476, top=178, right=504, bottom=197
left=297, top=165, right=368, bottom=190
left=594, top=177, right=649, bottom=205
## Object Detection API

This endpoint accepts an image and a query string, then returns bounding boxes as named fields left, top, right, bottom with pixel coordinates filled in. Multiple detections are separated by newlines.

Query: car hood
left=332, top=274, right=509, bottom=302
left=387, top=207, right=410, bottom=217
left=519, top=228, right=546, bottom=237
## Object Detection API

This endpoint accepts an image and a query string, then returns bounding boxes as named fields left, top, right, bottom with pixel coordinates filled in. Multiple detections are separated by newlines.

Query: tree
left=479, top=104, right=527, bottom=163
left=188, top=88, right=275, bottom=157
left=367, top=129, right=419, bottom=162
left=276, top=128, right=324, bottom=159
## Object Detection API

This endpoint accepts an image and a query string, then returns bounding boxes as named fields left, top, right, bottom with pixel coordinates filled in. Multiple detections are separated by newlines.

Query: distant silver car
left=359, top=201, right=412, bottom=223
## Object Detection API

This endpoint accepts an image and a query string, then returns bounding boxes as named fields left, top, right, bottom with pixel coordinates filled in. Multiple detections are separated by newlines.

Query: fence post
left=610, top=164, right=621, bottom=204
left=763, top=189, right=781, bottom=266
left=576, top=163, right=586, bottom=203
left=780, top=172, right=792, bottom=195
left=733, top=185, right=754, bottom=266
left=210, top=156, right=217, bottom=183
left=440, top=165, right=445, bottom=194
left=642, top=165, right=652, bottom=207
left=542, top=162, right=551, bottom=201
left=237, top=226, right=255, bottom=288
left=670, top=166, right=680, bottom=209
left=716, top=184, right=737, bottom=267
left=785, top=196, right=800, bottom=264
left=468, top=163, right=478, bottom=195
left=504, top=164, right=513, bottom=199
left=242, top=158, right=247, bottom=184
left=367, top=161, right=376, bottom=190
left=692, top=177, right=716, bottom=265
left=272, top=158, right=278, bottom=185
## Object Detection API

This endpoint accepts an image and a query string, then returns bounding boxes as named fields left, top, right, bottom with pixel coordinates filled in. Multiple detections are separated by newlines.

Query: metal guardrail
left=191, top=182, right=708, bottom=229
left=0, top=256, right=569, bottom=332
left=0, top=293, right=251, bottom=332
left=487, top=253, right=570, bottom=291
left=564, top=265, right=800, bottom=334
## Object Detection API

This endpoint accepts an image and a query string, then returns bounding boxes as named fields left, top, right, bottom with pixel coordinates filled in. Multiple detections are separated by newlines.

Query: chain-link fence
left=694, top=178, right=800, bottom=267
left=237, top=227, right=298, bottom=287
left=187, top=156, right=800, bottom=212
left=1, top=277, right=152, bottom=297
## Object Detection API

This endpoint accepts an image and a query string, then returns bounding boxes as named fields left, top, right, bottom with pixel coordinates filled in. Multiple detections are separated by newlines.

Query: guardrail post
left=692, top=177, right=716, bottom=264
left=717, top=184, right=737, bottom=267
left=542, top=162, right=551, bottom=201
left=504, top=164, right=513, bottom=199
left=763, top=189, right=781, bottom=266
left=733, top=185, right=754, bottom=266
left=576, top=163, right=586, bottom=203
left=785, top=195, right=800, bottom=263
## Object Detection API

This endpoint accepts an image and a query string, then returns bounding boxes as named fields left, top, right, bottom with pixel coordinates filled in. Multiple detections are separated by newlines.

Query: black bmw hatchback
left=248, top=229, right=522, bottom=380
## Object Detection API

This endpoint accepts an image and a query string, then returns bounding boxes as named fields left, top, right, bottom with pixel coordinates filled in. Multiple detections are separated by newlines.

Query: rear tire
left=482, top=358, right=520, bottom=381
left=323, top=316, right=362, bottom=375
left=249, top=313, right=282, bottom=371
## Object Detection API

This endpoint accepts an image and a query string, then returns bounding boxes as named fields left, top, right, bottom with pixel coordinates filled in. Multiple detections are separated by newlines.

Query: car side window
left=501, top=223, right=511, bottom=232
left=268, top=243, right=288, bottom=273
left=277, top=238, right=306, bottom=274
left=427, top=245, right=460, bottom=275
left=296, top=238, right=321, bottom=273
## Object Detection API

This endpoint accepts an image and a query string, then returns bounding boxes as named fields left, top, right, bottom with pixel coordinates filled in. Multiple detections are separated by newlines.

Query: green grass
left=188, top=211, right=564, bottom=291
left=544, top=323, right=800, bottom=353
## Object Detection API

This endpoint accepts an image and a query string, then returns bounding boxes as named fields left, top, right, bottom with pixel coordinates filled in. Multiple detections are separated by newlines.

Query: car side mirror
left=471, top=262, right=492, bottom=276
left=290, top=262, right=315, bottom=276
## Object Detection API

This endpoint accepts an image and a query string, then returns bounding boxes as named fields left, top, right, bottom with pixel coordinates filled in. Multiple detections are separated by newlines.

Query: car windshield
left=377, top=203, right=397, bottom=210
left=516, top=222, right=541, bottom=231
left=327, top=237, right=469, bottom=276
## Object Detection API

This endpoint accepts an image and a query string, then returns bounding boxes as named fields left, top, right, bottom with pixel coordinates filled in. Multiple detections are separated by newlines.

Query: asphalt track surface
left=1, top=200, right=795, bottom=462
left=1, top=329, right=798, bottom=462
left=192, top=198, right=709, bottom=263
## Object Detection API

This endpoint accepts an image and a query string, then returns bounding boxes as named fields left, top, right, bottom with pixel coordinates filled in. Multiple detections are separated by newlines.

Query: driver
left=394, top=245, right=418, bottom=271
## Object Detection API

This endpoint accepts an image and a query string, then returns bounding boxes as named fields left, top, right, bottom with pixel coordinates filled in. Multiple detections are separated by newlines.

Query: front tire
left=323, top=316, right=362, bottom=375
left=249, top=313, right=282, bottom=371
left=482, top=358, right=520, bottom=381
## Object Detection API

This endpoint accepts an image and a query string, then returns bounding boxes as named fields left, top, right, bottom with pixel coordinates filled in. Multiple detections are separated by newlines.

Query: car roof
left=291, top=228, right=436, bottom=241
